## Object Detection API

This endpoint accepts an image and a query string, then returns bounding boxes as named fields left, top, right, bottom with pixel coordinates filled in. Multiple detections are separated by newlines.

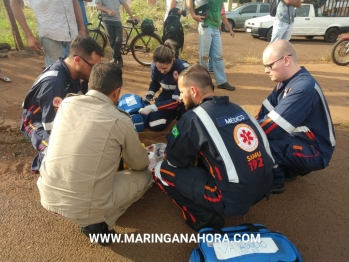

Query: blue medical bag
left=189, top=224, right=302, bottom=262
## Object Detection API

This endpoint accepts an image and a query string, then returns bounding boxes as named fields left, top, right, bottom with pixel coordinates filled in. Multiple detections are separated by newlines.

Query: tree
left=3, top=0, right=24, bottom=50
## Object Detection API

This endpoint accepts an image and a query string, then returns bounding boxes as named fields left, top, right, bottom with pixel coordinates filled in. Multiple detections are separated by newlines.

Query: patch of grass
left=321, top=51, right=331, bottom=62
left=0, top=1, right=38, bottom=49
left=235, top=49, right=263, bottom=64
left=242, top=56, right=262, bottom=64
left=20, top=137, right=31, bottom=143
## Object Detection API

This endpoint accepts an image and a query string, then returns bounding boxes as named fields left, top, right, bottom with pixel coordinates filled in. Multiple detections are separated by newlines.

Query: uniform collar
left=85, top=90, right=115, bottom=106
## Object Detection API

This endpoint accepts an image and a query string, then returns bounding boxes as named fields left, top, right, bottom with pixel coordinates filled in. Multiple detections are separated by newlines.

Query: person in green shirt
left=187, top=0, right=235, bottom=91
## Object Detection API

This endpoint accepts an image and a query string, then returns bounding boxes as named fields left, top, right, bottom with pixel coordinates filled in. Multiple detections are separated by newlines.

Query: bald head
left=262, top=40, right=301, bottom=82
left=263, top=40, right=298, bottom=63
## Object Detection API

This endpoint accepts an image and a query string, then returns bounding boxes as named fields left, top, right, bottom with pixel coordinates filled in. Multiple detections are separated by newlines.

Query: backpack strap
left=168, top=7, right=180, bottom=16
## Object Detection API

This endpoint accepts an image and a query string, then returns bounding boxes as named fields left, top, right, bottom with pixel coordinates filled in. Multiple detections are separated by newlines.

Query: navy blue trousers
left=153, top=160, right=225, bottom=223
left=269, top=136, right=325, bottom=185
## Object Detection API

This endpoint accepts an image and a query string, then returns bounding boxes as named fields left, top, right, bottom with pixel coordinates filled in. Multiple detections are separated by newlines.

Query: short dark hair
left=179, top=64, right=214, bottom=92
left=88, top=63, right=122, bottom=95
left=70, top=35, right=104, bottom=59
left=153, top=39, right=176, bottom=64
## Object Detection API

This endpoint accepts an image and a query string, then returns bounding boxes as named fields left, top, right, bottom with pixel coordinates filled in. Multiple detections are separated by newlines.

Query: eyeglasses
left=264, top=54, right=292, bottom=70
left=74, top=55, right=94, bottom=68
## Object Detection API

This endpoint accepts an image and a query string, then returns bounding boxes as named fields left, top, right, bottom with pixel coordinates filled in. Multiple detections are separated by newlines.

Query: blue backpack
left=117, top=94, right=149, bottom=132
left=189, top=224, right=302, bottom=262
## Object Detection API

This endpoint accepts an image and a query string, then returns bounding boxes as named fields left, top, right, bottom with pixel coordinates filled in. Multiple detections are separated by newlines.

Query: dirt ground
left=0, top=31, right=348, bottom=262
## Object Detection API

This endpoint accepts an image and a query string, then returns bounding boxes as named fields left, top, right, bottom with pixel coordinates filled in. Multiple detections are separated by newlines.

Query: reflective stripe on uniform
left=243, top=108, right=275, bottom=164
left=193, top=106, right=239, bottom=183
left=262, top=99, right=274, bottom=112
left=42, top=121, right=53, bottom=131
left=267, top=110, right=295, bottom=134
left=154, top=160, right=169, bottom=186
left=149, top=118, right=167, bottom=127
left=160, top=82, right=176, bottom=90
left=293, top=126, right=310, bottom=132
left=35, top=70, right=59, bottom=84
left=313, top=83, right=336, bottom=146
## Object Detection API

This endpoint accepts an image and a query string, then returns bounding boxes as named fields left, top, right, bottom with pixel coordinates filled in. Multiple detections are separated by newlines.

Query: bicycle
left=88, top=13, right=163, bottom=66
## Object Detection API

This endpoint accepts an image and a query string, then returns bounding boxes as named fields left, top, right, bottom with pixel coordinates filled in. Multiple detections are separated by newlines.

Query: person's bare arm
left=185, top=0, right=205, bottom=22
left=221, top=14, right=234, bottom=38
left=285, top=0, right=302, bottom=8
left=169, top=0, right=186, bottom=16
left=96, top=2, right=116, bottom=16
left=169, top=0, right=178, bottom=9
left=73, top=0, right=86, bottom=35
left=122, top=3, right=140, bottom=22
left=10, top=0, right=42, bottom=51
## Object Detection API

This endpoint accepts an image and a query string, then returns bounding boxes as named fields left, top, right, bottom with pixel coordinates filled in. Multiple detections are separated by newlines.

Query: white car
left=244, top=3, right=349, bottom=42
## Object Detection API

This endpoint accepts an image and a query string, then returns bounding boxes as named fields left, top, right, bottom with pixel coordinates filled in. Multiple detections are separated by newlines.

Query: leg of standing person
left=198, top=23, right=212, bottom=70
left=210, top=28, right=226, bottom=85
left=270, top=20, right=292, bottom=43
left=104, top=21, right=123, bottom=67
left=40, top=38, right=71, bottom=66
left=210, top=28, right=235, bottom=91
left=114, top=21, right=123, bottom=67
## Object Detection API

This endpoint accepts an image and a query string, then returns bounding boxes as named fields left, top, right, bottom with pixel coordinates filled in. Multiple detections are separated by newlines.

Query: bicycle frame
left=89, top=13, right=163, bottom=66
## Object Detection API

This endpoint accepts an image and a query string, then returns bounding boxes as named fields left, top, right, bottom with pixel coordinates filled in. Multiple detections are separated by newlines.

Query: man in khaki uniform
left=37, top=63, right=152, bottom=246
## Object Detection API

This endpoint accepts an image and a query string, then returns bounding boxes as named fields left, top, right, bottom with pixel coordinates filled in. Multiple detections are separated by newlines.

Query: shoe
left=186, top=212, right=225, bottom=232
left=270, top=183, right=285, bottom=194
left=110, top=58, right=123, bottom=68
left=285, top=170, right=311, bottom=182
left=217, top=82, right=236, bottom=91
left=80, top=222, right=116, bottom=246
left=0, top=77, right=11, bottom=82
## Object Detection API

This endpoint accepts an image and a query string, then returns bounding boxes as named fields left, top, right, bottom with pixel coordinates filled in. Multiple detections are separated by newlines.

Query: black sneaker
left=217, top=82, right=236, bottom=91
left=110, top=59, right=123, bottom=68
left=186, top=212, right=225, bottom=232
left=116, top=60, right=123, bottom=68
left=270, top=183, right=285, bottom=194
left=285, top=170, right=311, bottom=182
left=80, top=222, right=116, bottom=247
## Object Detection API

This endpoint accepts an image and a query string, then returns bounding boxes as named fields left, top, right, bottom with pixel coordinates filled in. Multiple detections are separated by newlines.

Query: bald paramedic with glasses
left=256, top=40, right=336, bottom=194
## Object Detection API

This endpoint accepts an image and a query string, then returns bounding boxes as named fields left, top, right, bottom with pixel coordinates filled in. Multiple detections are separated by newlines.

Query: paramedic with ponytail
left=139, top=40, right=189, bottom=131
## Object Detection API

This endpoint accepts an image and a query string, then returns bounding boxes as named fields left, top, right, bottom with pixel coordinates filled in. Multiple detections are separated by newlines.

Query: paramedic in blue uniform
left=20, top=35, right=104, bottom=173
left=257, top=40, right=336, bottom=193
left=138, top=40, right=189, bottom=131
left=152, top=64, right=274, bottom=232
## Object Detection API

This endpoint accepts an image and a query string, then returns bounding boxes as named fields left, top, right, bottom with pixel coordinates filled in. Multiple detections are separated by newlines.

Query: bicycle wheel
left=331, top=38, right=349, bottom=66
left=130, top=33, right=163, bottom=66
left=89, top=29, right=108, bottom=51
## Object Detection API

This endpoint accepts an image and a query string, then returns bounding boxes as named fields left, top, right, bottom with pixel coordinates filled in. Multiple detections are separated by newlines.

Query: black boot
left=186, top=212, right=225, bottom=232
left=80, top=222, right=116, bottom=246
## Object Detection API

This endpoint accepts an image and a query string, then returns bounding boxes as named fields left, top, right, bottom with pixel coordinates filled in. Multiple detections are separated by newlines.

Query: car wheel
left=266, top=28, right=273, bottom=42
left=324, top=28, right=339, bottom=43
left=305, top=36, right=314, bottom=40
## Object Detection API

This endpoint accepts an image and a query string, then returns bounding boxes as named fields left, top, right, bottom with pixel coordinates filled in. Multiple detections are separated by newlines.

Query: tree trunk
left=3, top=0, right=25, bottom=50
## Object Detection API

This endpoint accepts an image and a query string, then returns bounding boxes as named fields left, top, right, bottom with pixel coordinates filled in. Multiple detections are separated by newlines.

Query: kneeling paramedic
left=152, top=64, right=274, bottom=231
